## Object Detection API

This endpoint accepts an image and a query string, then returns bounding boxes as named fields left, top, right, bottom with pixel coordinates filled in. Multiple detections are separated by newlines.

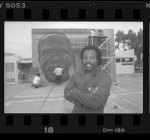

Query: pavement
left=4, top=73, right=143, bottom=113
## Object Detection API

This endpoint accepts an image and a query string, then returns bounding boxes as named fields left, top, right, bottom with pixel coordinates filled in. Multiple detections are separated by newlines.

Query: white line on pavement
left=112, top=91, right=143, bottom=95
left=5, top=91, right=143, bottom=106
left=15, top=88, right=33, bottom=98
left=107, top=99, right=131, bottom=112
left=120, top=97, right=143, bottom=111
left=15, top=95, right=47, bottom=98
left=117, top=79, right=143, bottom=84
left=5, top=99, right=45, bottom=104
left=112, top=85, right=126, bottom=92
left=5, top=97, right=65, bottom=104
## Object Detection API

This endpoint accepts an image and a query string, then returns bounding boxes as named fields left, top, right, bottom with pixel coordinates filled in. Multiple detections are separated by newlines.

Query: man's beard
left=85, top=63, right=93, bottom=67
left=84, top=62, right=93, bottom=69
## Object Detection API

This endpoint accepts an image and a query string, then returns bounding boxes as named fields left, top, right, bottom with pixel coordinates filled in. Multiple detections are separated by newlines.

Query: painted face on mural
left=38, top=33, right=72, bottom=82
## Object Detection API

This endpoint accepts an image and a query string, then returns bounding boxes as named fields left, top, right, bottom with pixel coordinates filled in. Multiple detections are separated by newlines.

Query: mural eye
left=41, top=49, right=52, bottom=56
left=42, top=43, right=51, bottom=50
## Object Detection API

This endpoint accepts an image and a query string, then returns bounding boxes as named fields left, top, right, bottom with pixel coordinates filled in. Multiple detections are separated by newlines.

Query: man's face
left=82, top=49, right=99, bottom=72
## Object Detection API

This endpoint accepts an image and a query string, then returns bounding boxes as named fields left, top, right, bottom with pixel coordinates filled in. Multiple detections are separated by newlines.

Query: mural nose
left=46, top=65, right=51, bottom=73
left=38, top=32, right=72, bottom=83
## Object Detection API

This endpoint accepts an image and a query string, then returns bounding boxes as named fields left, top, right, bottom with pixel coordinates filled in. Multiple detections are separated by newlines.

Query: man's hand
left=65, top=88, right=82, bottom=106
left=71, top=100, right=82, bottom=106
left=89, top=87, right=98, bottom=94
left=72, top=87, right=80, bottom=94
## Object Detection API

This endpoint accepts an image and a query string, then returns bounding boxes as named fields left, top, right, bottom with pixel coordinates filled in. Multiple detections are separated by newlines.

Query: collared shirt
left=33, top=76, right=40, bottom=84
left=64, top=67, right=112, bottom=113
left=53, top=67, right=63, bottom=76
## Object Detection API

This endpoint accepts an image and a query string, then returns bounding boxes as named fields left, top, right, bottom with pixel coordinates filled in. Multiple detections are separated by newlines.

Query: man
left=64, top=45, right=112, bottom=113
left=53, top=65, right=63, bottom=85
left=32, top=73, right=43, bottom=88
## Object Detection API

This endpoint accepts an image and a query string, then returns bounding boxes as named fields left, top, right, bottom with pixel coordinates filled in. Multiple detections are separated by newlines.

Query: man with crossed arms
left=64, top=45, right=112, bottom=113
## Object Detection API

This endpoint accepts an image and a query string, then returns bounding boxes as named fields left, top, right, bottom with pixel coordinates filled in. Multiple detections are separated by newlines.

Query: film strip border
left=0, top=1, right=150, bottom=133
left=0, top=114, right=147, bottom=133
left=5, top=8, right=142, bottom=21
left=0, top=1, right=148, bottom=20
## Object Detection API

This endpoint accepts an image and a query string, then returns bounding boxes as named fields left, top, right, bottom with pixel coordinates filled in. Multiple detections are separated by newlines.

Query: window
left=129, top=58, right=133, bottom=62
left=116, top=59, right=120, bottom=63
left=122, top=59, right=125, bottom=62
left=5, top=63, right=15, bottom=83
left=5, top=63, right=15, bottom=72
left=121, top=58, right=134, bottom=66
left=122, top=58, right=133, bottom=62
left=122, top=63, right=133, bottom=65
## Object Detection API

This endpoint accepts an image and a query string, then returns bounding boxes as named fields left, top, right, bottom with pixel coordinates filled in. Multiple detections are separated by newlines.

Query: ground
left=4, top=73, right=143, bottom=113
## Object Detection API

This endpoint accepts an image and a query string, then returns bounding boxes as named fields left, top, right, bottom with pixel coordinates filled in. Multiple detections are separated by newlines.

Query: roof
left=115, top=49, right=135, bottom=58
left=5, top=53, right=15, bottom=56
left=19, top=58, right=32, bottom=64
left=5, top=53, right=32, bottom=63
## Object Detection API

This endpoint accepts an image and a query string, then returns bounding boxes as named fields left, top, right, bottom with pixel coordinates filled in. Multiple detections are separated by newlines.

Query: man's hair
left=80, top=45, right=102, bottom=66
left=37, top=73, right=40, bottom=76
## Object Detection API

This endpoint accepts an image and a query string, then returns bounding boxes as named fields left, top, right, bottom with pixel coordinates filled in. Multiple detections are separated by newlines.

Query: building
left=4, top=53, right=33, bottom=85
left=115, top=49, right=135, bottom=74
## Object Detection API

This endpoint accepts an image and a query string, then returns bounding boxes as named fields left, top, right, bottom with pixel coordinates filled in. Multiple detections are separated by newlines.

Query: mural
left=38, top=32, right=72, bottom=82
left=32, top=29, right=115, bottom=84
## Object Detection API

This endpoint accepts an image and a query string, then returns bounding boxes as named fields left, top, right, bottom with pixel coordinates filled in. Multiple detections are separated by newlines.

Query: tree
left=115, top=31, right=126, bottom=51
left=135, top=29, right=143, bottom=67
left=115, top=31, right=125, bottom=43
left=115, top=29, right=143, bottom=71
left=126, top=29, right=137, bottom=49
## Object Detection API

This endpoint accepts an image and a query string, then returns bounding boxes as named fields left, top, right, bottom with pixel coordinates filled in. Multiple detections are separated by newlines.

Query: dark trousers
left=55, top=75, right=62, bottom=84
left=32, top=83, right=42, bottom=88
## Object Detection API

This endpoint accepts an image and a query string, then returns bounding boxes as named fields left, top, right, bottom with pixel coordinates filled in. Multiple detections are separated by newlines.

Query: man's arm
left=70, top=76, right=112, bottom=109
left=64, top=75, right=82, bottom=106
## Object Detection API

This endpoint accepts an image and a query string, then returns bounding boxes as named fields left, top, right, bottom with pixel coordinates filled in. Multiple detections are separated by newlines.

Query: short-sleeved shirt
left=53, top=67, right=63, bottom=76
left=64, top=67, right=112, bottom=113
left=33, top=76, right=40, bottom=84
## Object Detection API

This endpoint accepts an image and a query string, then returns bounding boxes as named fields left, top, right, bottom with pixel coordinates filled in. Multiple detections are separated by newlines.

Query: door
left=5, top=63, right=16, bottom=84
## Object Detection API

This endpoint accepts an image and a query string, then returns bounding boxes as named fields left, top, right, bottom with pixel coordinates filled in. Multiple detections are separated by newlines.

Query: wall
left=116, top=58, right=134, bottom=74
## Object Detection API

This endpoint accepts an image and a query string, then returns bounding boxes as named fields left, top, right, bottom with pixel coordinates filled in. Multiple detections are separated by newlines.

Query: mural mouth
left=41, top=59, right=60, bottom=71
left=39, top=51, right=72, bottom=83
left=46, top=63, right=60, bottom=73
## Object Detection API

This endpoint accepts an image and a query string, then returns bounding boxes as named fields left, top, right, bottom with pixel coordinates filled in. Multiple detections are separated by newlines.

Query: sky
left=5, top=22, right=143, bottom=58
